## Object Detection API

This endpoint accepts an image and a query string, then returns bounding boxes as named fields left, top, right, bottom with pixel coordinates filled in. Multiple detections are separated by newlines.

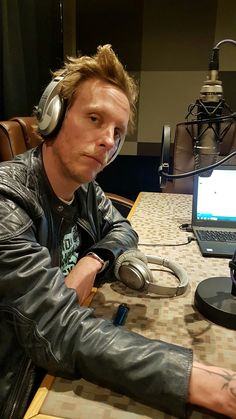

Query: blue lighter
left=113, top=303, right=129, bottom=326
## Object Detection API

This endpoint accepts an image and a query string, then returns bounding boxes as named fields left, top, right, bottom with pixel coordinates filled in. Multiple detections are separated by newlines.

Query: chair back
left=0, top=116, right=42, bottom=162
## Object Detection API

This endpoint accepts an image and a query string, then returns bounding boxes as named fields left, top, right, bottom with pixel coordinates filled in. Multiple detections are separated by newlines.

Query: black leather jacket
left=0, top=146, right=193, bottom=419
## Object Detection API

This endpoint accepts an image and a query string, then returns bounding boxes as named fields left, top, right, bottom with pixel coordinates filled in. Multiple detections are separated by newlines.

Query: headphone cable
left=138, top=236, right=196, bottom=247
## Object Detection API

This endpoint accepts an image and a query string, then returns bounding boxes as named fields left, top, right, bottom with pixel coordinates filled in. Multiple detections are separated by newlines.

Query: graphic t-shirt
left=57, top=198, right=81, bottom=276
left=61, top=224, right=81, bottom=276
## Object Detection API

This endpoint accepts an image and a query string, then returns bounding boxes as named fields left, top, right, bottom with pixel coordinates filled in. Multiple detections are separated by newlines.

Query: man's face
left=51, top=78, right=130, bottom=186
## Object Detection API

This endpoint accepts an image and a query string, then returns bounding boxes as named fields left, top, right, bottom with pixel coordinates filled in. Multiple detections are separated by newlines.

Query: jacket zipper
left=6, top=357, right=35, bottom=419
left=57, top=217, right=64, bottom=267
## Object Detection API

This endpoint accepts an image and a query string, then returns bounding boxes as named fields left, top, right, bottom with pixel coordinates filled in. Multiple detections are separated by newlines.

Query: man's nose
left=99, top=127, right=115, bottom=149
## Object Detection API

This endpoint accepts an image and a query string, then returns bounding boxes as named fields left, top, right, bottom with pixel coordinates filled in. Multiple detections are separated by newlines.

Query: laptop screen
left=192, top=165, right=236, bottom=225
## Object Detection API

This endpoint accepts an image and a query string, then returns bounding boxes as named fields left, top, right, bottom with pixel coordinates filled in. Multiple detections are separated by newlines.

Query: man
left=0, top=45, right=235, bottom=419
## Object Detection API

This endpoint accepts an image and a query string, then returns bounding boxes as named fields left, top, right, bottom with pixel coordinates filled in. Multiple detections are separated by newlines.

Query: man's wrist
left=86, top=252, right=109, bottom=273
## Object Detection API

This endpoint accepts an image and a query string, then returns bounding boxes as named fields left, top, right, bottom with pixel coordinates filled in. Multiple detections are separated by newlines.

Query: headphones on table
left=34, top=74, right=66, bottom=137
left=114, top=250, right=189, bottom=297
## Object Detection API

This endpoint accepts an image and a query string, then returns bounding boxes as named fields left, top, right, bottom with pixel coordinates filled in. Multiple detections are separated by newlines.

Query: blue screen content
left=196, top=168, right=236, bottom=222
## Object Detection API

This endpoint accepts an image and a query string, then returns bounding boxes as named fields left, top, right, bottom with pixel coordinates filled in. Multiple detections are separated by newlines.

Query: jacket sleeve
left=83, top=182, right=139, bottom=273
left=0, top=196, right=193, bottom=418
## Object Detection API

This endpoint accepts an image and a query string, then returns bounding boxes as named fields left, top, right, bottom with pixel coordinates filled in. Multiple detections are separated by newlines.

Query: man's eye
left=90, top=116, right=98, bottom=122
left=114, top=129, right=121, bottom=140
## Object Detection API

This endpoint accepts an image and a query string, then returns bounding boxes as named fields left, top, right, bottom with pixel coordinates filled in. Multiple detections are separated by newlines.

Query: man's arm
left=189, top=360, right=236, bottom=418
left=83, top=182, right=139, bottom=262
left=65, top=255, right=102, bottom=304
left=65, top=184, right=139, bottom=303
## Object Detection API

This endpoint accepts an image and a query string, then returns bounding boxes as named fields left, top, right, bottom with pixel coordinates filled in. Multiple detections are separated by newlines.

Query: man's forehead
left=75, top=78, right=128, bottom=103
left=73, top=78, right=130, bottom=122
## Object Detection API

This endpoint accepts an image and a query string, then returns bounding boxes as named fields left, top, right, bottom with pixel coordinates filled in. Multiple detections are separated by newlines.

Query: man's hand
left=189, top=360, right=236, bottom=418
left=65, top=255, right=102, bottom=304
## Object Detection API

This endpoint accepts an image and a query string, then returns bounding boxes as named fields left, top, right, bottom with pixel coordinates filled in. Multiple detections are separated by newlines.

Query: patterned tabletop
left=38, top=193, right=236, bottom=419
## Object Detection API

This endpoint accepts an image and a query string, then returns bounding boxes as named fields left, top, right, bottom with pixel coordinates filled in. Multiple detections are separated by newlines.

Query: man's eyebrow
left=86, top=107, right=128, bottom=131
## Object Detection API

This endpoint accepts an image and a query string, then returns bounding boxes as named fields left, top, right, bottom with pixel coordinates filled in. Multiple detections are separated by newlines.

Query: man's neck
left=42, top=142, right=79, bottom=201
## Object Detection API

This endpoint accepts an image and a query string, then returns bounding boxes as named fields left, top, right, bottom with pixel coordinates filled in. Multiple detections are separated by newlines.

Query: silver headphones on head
left=114, top=250, right=189, bottom=297
left=35, top=75, right=66, bottom=137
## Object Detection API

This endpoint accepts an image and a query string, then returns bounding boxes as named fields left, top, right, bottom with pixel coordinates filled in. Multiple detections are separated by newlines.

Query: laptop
left=192, top=165, right=236, bottom=258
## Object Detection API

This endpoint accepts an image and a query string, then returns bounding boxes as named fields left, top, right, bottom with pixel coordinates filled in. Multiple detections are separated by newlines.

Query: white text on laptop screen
left=197, top=169, right=236, bottom=222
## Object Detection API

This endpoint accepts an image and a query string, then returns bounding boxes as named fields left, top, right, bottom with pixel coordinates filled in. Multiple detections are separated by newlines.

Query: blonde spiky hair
left=52, top=44, right=138, bottom=133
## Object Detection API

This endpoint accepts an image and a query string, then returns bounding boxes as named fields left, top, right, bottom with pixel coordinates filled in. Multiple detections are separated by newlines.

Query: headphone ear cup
left=36, top=75, right=66, bottom=137
left=114, top=249, right=148, bottom=280
left=116, top=256, right=153, bottom=291
left=38, top=95, right=65, bottom=136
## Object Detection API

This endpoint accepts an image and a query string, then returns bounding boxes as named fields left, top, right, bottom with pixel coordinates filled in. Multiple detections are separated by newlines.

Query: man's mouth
left=84, top=154, right=106, bottom=166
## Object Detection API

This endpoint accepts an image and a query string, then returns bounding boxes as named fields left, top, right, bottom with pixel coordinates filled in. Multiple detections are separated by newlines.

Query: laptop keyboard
left=197, top=230, right=236, bottom=242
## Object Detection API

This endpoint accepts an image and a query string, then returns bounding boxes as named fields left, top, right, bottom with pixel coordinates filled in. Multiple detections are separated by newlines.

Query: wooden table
left=24, top=192, right=236, bottom=419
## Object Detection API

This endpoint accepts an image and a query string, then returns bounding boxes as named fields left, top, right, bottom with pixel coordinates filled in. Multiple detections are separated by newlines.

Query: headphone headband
left=146, top=255, right=189, bottom=296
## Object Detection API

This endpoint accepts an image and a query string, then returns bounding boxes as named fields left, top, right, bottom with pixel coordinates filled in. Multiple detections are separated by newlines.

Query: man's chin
left=71, top=171, right=99, bottom=186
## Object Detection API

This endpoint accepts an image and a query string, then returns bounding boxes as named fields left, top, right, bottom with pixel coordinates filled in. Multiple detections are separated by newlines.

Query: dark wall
left=76, top=0, right=143, bottom=72
left=0, top=0, right=63, bottom=120
left=96, top=156, right=161, bottom=201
